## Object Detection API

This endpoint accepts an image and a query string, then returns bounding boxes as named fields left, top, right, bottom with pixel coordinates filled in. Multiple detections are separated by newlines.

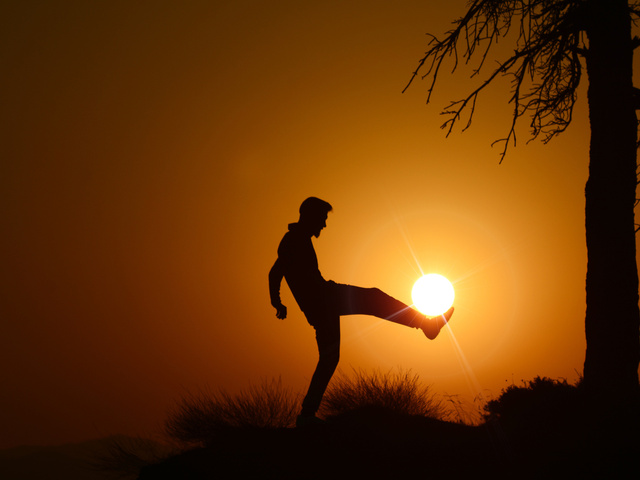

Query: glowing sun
left=412, top=273, right=455, bottom=316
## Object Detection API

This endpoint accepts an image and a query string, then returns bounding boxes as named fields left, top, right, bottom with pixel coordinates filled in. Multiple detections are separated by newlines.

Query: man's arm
left=268, top=259, right=287, bottom=319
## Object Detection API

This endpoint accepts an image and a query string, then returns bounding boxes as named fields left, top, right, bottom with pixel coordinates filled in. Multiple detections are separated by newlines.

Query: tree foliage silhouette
left=405, top=0, right=640, bottom=400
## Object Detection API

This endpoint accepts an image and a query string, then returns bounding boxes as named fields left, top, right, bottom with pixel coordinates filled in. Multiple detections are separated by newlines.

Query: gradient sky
left=2, top=0, right=635, bottom=448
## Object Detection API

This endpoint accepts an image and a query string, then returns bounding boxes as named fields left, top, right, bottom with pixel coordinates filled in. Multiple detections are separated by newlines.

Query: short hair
left=299, top=197, right=333, bottom=219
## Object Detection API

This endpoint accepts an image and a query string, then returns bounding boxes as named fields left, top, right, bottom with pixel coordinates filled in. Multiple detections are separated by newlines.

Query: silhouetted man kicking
left=269, top=197, right=453, bottom=427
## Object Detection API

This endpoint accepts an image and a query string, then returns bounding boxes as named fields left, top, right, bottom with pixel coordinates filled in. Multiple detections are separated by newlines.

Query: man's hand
left=274, top=303, right=287, bottom=320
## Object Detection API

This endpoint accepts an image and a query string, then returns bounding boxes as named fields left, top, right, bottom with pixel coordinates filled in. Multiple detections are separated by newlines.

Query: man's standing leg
left=298, top=313, right=340, bottom=426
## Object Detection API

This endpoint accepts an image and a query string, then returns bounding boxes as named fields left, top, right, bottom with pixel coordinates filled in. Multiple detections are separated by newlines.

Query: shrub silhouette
left=319, top=368, right=445, bottom=419
left=482, top=376, right=580, bottom=433
left=164, top=378, right=299, bottom=447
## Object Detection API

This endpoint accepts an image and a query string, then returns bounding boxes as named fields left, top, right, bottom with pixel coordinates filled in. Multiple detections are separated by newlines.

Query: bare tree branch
left=404, top=0, right=588, bottom=162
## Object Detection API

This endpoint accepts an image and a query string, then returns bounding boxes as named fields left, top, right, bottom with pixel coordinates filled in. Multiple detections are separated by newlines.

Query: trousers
left=300, top=282, right=423, bottom=416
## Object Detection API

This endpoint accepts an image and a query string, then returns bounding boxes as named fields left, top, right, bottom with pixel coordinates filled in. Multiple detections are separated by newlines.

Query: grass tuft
left=89, top=435, right=176, bottom=479
left=164, top=378, right=299, bottom=447
left=319, top=368, right=445, bottom=419
left=440, top=393, right=486, bottom=425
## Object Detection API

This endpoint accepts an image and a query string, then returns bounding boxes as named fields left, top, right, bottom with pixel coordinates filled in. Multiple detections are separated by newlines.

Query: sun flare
left=411, top=273, right=455, bottom=316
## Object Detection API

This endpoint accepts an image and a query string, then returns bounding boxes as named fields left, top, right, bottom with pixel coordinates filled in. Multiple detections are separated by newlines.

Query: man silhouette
left=269, top=197, right=453, bottom=427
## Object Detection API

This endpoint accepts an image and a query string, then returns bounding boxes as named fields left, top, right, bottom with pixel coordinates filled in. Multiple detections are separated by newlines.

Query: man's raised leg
left=333, top=283, right=453, bottom=339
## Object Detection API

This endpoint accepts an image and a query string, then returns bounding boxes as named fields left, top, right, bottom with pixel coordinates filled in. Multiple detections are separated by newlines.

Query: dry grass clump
left=319, top=368, right=445, bottom=419
left=165, top=378, right=300, bottom=447
left=440, top=393, right=486, bottom=425
left=165, top=369, right=448, bottom=448
left=90, top=435, right=176, bottom=479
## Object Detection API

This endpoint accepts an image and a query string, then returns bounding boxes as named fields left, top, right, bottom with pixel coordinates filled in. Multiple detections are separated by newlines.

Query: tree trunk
left=583, top=0, right=640, bottom=400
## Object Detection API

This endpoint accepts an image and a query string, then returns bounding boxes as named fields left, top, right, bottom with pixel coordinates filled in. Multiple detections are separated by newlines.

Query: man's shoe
left=420, top=306, right=454, bottom=340
left=296, top=414, right=326, bottom=428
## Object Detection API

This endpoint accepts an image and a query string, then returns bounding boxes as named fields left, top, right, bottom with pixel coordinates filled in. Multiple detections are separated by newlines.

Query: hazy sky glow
left=2, top=0, right=636, bottom=448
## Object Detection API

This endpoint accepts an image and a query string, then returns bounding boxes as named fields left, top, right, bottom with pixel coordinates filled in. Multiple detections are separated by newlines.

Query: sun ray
left=392, top=213, right=425, bottom=278
left=446, top=325, right=483, bottom=396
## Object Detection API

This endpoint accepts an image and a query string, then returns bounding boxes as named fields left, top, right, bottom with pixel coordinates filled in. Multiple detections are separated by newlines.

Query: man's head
left=299, top=197, right=332, bottom=238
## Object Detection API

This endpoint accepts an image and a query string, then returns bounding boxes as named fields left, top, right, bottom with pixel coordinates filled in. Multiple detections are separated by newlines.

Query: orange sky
left=2, top=0, right=636, bottom=448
